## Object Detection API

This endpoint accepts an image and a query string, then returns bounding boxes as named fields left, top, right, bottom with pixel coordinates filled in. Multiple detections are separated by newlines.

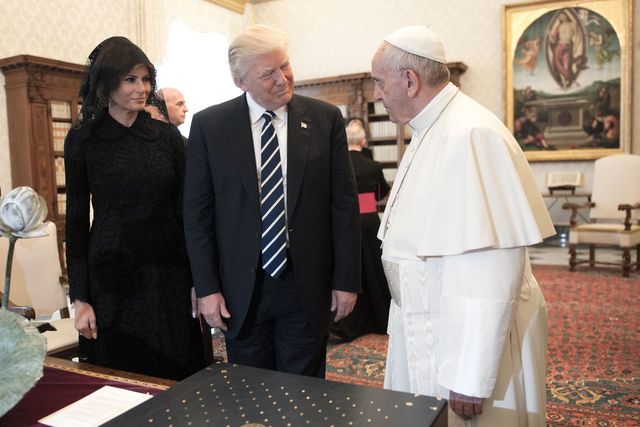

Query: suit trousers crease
left=225, top=265, right=327, bottom=378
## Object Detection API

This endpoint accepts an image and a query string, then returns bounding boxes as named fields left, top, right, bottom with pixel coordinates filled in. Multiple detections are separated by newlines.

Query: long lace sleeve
left=64, top=129, right=91, bottom=302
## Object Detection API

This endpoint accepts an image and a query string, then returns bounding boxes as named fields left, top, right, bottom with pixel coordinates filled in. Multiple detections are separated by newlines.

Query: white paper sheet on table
left=39, top=385, right=153, bottom=427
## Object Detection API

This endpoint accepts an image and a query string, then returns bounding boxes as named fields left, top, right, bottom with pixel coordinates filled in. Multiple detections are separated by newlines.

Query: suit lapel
left=286, top=96, right=310, bottom=221
left=226, top=94, right=260, bottom=207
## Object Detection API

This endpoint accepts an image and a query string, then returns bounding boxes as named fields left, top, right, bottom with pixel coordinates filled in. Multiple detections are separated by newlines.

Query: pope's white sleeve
left=437, top=246, right=525, bottom=398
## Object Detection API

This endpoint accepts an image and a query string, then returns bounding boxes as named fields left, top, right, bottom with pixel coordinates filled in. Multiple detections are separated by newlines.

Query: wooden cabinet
left=0, top=55, right=84, bottom=266
left=294, top=63, right=467, bottom=203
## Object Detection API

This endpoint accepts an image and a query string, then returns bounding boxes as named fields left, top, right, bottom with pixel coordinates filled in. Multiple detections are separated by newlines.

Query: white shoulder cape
left=378, top=89, right=555, bottom=258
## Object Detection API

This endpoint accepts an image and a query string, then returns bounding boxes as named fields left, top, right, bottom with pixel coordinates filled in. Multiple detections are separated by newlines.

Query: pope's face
left=237, top=49, right=294, bottom=111
left=371, top=46, right=412, bottom=125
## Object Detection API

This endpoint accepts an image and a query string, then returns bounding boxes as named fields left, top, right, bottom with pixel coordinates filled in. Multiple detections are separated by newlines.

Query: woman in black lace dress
left=64, top=37, right=204, bottom=380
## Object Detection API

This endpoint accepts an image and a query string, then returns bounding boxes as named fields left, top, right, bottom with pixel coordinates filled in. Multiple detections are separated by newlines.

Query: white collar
left=246, top=92, right=288, bottom=126
left=409, top=82, right=458, bottom=132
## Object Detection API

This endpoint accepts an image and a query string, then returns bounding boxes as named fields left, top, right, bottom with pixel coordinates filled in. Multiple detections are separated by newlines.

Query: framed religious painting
left=503, top=0, right=632, bottom=161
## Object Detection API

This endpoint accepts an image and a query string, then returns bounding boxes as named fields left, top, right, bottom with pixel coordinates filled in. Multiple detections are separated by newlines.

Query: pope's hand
left=449, top=390, right=484, bottom=420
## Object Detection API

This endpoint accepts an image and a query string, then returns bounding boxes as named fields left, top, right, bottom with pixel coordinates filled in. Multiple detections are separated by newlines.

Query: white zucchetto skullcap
left=384, top=25, right=447, bottom=63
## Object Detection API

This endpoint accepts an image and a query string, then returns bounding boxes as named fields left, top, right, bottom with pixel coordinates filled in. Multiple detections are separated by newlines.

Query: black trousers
left=225, top=266, right=327, bottom=378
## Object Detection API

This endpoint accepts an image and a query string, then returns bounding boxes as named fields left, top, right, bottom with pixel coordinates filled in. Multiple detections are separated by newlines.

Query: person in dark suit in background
left=331, top=120, right=391, bottom=342
left=183, top=24, right=361, bottom=378
left=158, top=87, right=189, bottom=128
left=146, top=88, right=189, bottom=144
left=345, top=117, right=373, bottom=159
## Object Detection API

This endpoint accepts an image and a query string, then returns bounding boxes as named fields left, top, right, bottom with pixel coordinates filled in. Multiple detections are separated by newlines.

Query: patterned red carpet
left=324, top=265, right=640, bottom=426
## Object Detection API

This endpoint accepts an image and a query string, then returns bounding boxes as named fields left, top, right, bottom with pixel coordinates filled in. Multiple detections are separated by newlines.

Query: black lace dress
left=64, top=111, right=204, bottom=380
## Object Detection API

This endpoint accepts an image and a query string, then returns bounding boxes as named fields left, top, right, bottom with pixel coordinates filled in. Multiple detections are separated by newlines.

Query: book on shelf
left=382, top=168, right=397, bottom=183
left=404, top=125, right=412, bottom=139
left=369, top=121, right=397, bottom=139
left=371, top=145, right=398, bottom=162
left=50, top=101, right=71, bottom=120
left=57, top=193, right=66, bottom=216
left=54, top=157, right=66, bottom=187
left=52, top=122, right=71, bottom=152
left=373, top=101, right=386, bottom=115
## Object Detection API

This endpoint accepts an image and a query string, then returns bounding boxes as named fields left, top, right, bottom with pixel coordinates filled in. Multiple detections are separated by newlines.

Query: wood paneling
left=0, top=55, right=85, bottom=269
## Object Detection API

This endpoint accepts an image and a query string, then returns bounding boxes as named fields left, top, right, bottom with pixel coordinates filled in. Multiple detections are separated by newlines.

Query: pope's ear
left=405, top=69, right=420, bottom=97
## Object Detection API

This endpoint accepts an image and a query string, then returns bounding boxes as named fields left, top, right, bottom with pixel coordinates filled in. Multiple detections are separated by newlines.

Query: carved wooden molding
left=0, top=55, right=85, bottom=75
left=27, top=71, right=47, bottom=102
left=206, top=0, right=247, bottom=13
left=0, top=55, right=84, bottom=103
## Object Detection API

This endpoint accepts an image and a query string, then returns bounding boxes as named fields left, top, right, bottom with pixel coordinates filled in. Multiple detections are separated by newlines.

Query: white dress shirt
left=246, top=92, right=288, bottom=191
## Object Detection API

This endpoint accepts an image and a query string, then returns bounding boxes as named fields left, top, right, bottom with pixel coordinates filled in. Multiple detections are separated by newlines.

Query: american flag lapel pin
left=301, top=122, right=308, bottom=129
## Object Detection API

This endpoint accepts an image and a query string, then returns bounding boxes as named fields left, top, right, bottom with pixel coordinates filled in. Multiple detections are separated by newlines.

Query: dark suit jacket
left=184, top=93, right=361, bottom=338
left=349, top=150, right=390, bottom=200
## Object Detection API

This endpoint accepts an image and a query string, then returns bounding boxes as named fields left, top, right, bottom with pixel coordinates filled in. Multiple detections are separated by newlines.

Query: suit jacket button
left=288, top=227, right=293, bottom=233
left=254, top=233, right=259, bottom=239
left=250, top=267, right=256, bottom=273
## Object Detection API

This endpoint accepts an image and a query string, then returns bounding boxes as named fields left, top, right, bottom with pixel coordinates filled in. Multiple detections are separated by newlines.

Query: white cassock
left=379, top=83, right=555, bottom=426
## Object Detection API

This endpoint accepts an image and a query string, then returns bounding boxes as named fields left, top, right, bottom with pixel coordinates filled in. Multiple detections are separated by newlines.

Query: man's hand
left=449, top=390, right=484, bottom=420
left=199, top=292, right=231, bottom=331
left=331, top=290, right=357, bottom=322
left=74, top=300, right=98, bottom=339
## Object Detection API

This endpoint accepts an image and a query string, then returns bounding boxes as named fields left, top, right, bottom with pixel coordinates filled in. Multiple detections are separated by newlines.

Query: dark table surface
left=106, top=362, right=447, bottom=427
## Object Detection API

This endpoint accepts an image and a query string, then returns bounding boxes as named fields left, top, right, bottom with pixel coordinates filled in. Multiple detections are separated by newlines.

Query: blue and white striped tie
left=260, top=110, right=287, bottom=278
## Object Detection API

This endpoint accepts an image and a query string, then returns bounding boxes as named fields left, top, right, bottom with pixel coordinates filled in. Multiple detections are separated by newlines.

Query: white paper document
left=39, top=385, right=153, bottom=427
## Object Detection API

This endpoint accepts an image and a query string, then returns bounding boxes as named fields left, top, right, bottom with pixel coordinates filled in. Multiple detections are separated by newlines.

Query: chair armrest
left=562, top=202, right=595, bottom=227
left=618, top=202, right=640, bottom=230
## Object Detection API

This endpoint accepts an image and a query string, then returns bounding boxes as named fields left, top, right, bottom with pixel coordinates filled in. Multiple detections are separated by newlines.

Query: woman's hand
left=74, top=300, right=98, bottom=339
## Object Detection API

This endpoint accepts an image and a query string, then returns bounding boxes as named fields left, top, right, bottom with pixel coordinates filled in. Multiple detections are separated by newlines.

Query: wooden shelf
left=0, top=54, right=84, bottom=271
left=368, top=138, right=398, bottom=145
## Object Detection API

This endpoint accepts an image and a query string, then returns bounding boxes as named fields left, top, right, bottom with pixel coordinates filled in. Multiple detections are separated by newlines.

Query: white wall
left=251, top=0, right=640, bottom=200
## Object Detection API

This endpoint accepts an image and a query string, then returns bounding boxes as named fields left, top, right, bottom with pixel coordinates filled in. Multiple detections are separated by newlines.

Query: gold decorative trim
left=44, top=357, right=173, bottom=390
left=207, top=0, right=247, bottom=13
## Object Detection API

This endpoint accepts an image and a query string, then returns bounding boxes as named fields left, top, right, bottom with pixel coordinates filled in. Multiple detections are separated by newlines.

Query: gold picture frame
left=503, top=0, right=632, bottom=161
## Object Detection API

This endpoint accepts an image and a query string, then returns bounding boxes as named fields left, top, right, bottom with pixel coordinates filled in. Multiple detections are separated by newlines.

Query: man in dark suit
left=183, top=25, right=361, bottom=378
left=331, top=120, right=391, bottom=342
left=345, top=117, right=374, bottom=159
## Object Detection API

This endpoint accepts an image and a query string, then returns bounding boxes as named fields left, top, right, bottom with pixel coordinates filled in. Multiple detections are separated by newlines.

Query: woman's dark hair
left=76, top=36, right=159, bottom=127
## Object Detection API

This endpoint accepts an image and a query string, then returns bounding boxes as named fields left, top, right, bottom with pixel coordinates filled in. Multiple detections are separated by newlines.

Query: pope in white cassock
left=372, top=26, right=556, bottom=426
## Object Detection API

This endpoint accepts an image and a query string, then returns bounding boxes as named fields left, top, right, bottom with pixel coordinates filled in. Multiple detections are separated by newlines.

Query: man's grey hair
left=346, top=121, right=366, bottom=146
left=381, top=42, right=450, bottom=87
left=229, top=25, right=289, bottom=83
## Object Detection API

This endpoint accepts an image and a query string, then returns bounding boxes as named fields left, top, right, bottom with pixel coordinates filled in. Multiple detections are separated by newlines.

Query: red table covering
left=1, top=361, right=169, bottom=427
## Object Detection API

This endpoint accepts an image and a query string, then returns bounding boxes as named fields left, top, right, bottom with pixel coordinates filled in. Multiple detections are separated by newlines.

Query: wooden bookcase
left=294, top=62, right=467, bottom=203
left=0, top=55, right=85, bottom=268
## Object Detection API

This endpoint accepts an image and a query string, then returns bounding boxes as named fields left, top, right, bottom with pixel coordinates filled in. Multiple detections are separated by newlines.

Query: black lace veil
left=75, top=36, right=162, bottom=128
left=151, top=89, right=170, bottom=122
